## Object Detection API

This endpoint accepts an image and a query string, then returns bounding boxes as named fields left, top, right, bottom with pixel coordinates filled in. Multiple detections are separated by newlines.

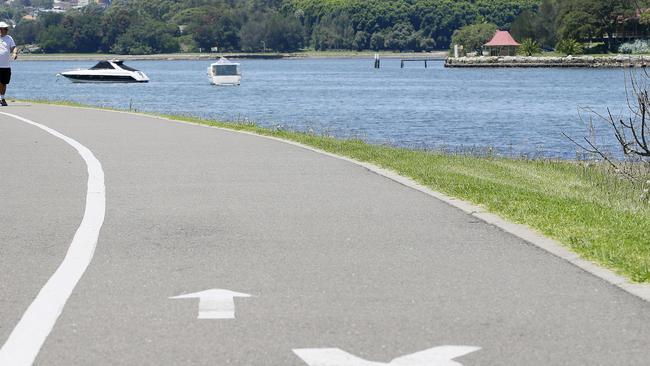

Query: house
left=612, top=8, right=650, bottom=40
left=484, top=30, right=520, bottom=56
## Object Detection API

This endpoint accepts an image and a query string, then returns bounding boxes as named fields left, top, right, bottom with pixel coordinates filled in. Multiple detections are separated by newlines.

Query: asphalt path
left=1, top=104, right=650, bottom=365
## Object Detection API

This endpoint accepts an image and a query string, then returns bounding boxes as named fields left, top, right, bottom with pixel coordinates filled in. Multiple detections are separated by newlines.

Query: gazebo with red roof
left=484, top=30, right=520, bottom=56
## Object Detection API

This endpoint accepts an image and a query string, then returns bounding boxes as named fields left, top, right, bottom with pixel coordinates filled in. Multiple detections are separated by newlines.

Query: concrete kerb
left=32, top=103, right=650, bottom=303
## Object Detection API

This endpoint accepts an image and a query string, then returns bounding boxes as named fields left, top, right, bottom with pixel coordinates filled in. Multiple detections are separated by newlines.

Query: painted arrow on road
left=293, top=346, right=480, bottom=366
left=170, top=289, right=251, bottom=319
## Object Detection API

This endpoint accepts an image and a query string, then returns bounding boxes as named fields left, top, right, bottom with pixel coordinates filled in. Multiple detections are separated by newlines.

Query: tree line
left=510, top=0, right=650, bottom=53
left=3, top=0, right=536, bottom=54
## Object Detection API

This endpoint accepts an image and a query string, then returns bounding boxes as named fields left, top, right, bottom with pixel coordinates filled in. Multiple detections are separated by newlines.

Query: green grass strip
left=21, top=99, right=650, bottom=282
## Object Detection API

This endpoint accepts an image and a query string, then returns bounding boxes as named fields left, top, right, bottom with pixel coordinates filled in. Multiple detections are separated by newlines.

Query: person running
left=0, top=21, right=17, bottom=106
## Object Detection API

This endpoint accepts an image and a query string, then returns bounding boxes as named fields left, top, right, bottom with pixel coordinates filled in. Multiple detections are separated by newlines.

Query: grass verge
left=20, top=99, right=650, bottom=282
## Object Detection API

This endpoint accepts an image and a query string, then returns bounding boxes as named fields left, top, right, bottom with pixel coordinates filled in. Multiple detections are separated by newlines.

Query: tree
left=13, top=19, right=39, bottom=45
left=310, top=13, right=354, bottom=50
left=239, top=15, right=266, bottom=52
left=511, top=0, right=559, bottom=49
left=565, top=71, right=650, bottom=188
left=186, top=7, right=241, bottom=51
left=384, top=22, right=416, bottom=50
left=38, top=25, right=74, bottom=52
left=556, top=0, right=632, bottom=51
left=557, top=10, right=599, bottom=42
left=111, top=18, right=178, bottom=54
left=66, top=9, right=103, bottom=52
left=352, top=31, right=369, bottom=51
left=450, top=23, right=498, bottom=54
left=100, top=7, right=132, bottom=52
left=266, top=12, right=304, bottom=51
left=370, top=32, right=385, bottom=50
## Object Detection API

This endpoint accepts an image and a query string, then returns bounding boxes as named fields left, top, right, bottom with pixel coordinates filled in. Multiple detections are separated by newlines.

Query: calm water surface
left=11, top=59, right=631, bottom=158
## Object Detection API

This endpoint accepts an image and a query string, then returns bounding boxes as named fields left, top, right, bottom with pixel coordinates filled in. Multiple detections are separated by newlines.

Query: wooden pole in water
left=374, top=53, right=380, bottom=68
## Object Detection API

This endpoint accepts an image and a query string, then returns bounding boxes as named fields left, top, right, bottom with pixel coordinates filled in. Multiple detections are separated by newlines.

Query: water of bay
left=11, top=58, right=631, bottom=159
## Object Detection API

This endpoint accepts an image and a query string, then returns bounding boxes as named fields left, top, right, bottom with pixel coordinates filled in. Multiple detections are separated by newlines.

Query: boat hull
left=209, top=75, right=241, bottom=86
left=60, top=65, right=150, bottom=83
left=61, top=74, right=148, bottom=83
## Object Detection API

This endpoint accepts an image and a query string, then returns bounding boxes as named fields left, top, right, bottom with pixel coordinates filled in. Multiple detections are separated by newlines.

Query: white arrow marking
left=0, top=112, right=106, bottom=366
left=170, top=289, right=251, bottom=319
left=293, top=346, right=480, bottom=366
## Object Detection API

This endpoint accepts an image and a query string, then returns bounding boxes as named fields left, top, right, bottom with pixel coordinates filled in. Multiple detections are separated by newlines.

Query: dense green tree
left=111, top=19, right=179, bottom=54
left=370, top=32, right=385, bottom=50
left=13, top=19, right=39, bottom=45
left=239, top=15, right=267, bottom=51
left=100, top=6, right=133, bottom=52
left=513, top=0, right=636, bottom=52
left=39, top=25, right=75, bottom=52
left=352, top=31, right=369, bottom=51
left=557, top=0, right=632, bottom=51
left=557, top=10, right=598, bottom=42
left=450, top=23, right=498, bottom=54
left=66, top=7, right=103, bottom=52
left=266, top=13, right=303, bottom=51
left=186, top=6, right=241, bottom=51
left=511, top=0, right=558, bottom=49
left=310, top=13, right=355, bottom=50
left=384, top=23, right=417, bottom=50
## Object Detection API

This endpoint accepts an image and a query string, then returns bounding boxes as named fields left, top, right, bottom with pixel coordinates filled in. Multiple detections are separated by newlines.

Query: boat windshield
left=114, top=61, right=139, bottom=71
left=90, top=61, right=115, bottom=70
left=213, top=64, right=239, bottom=76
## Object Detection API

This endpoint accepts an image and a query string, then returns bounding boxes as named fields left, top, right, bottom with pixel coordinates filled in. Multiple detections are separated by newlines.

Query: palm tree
left=519, top=38, right=541, bottom=56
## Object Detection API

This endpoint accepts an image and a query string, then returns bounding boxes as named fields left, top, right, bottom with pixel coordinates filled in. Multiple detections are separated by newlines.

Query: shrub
left=519, top=38, right=541, bottom=56
left=619, top=40, right=650, bottom=54
left=556, top=39, right=583, bottom=55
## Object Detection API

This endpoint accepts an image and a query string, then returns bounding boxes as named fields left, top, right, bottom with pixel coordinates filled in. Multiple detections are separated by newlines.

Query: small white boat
left=60, top=60, right=149, bottom=83
left=207, top=57, right=241, bottom=86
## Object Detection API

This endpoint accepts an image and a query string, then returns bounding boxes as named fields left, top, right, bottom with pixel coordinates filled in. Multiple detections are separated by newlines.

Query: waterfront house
left=484, top=30, right=520, bottom=56
left=612, top=8, right=650, bottom=40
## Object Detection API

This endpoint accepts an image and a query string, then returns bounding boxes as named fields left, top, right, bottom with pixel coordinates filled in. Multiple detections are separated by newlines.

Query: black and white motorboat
left=60, top=60, right=149, bottom=83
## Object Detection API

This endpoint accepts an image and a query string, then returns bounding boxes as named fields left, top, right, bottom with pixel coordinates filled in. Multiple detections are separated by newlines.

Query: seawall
left=445, top=55, right=650, bottom=68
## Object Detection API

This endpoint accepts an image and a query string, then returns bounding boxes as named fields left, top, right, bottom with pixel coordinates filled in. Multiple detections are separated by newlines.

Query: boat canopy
left=113, top=61, right=139, bottom=71
left=89, top=60, right=139, bottom=72
left=211, top=57, right=240, bottom=76
left=90, top=61, right=115, bottom=70
left=213, top=64, right=239, bottom=76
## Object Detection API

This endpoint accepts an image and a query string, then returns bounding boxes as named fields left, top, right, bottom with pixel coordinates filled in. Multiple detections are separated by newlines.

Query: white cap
left=0, top=22, right=9, bottom=29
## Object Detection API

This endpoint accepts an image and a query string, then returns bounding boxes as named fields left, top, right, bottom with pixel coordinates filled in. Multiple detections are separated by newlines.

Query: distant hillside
left=8, top=0, right=538, bottom=54
left=286, top=0, right=538, bottom=50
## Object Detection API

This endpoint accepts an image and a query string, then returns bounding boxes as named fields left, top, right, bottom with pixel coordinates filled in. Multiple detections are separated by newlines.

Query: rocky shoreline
left=445, top=55, right=650, bottom=68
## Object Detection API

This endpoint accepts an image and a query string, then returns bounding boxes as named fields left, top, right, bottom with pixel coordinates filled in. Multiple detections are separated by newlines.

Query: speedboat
left=207, top=57, right=241, bottom=86
left=60, top=60, right=149, bottom=83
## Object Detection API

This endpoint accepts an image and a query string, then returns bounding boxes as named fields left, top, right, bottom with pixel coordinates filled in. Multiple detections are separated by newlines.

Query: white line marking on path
left=0, top=112, right=105, bottom=366
left=293, top=346, right=480, bottom=366
left=170, top=289, right=251, bottom=319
